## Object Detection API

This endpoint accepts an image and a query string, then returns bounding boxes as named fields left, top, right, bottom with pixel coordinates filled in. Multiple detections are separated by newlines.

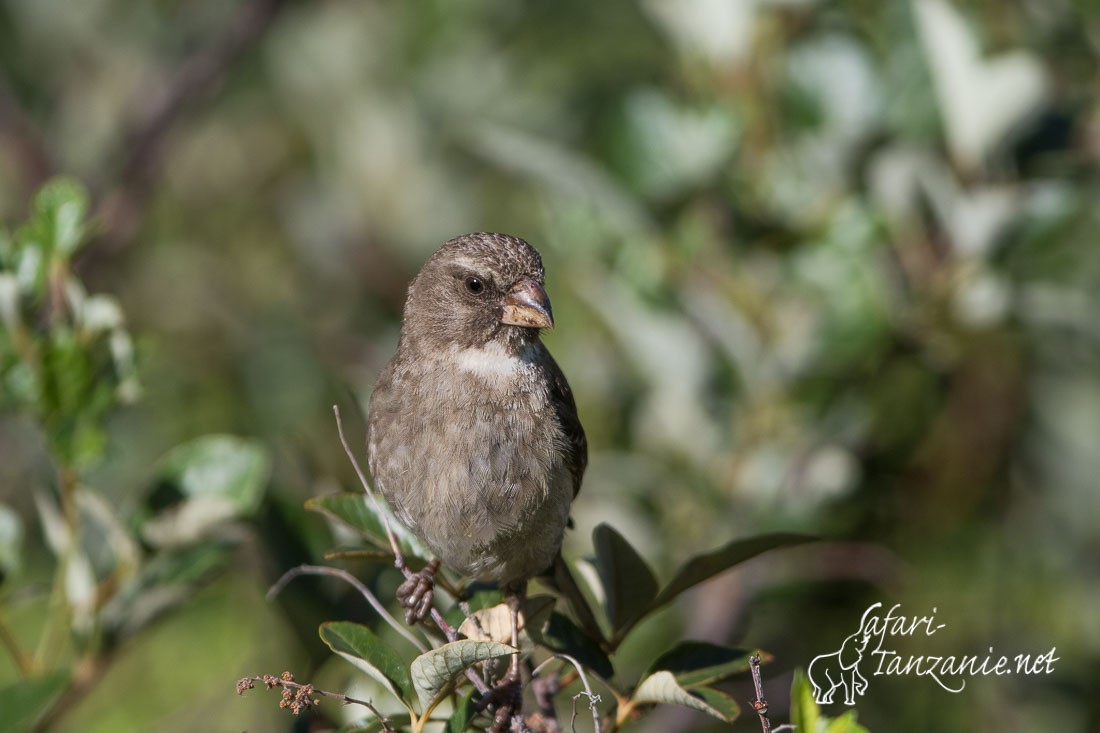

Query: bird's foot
left=479, top=669, right=524, bottom=733
left=396, top=558, right=440, bottom=625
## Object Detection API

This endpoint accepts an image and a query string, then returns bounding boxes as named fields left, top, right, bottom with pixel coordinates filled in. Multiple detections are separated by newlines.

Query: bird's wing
left=542, top=347, right=587, bottom=498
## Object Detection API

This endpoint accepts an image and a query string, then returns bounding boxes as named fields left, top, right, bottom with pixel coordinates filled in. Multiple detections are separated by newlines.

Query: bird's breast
left=368, top=347, right=572, bottom=582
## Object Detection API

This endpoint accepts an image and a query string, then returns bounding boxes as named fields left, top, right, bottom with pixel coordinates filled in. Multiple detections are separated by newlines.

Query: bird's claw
left=396, top=559, right=440, bottom=625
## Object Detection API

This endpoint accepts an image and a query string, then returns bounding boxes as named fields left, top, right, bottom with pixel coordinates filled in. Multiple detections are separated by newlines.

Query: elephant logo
left=808, top=605, right=878, bottom=705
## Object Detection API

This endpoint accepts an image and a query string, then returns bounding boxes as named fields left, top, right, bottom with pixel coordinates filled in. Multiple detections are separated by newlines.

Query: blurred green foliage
left=1, top=0, right=1099, bottom=731
left=0, top=179, right=276, bottom=730
left=0, top=178, right=137, bottom=469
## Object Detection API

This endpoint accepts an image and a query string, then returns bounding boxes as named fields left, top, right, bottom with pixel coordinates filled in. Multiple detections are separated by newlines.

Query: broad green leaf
left=616, top=90, right=739, bottom=200
left=306, top=493, right=430, bottom=560
left=825, top=710, right=871, bottom=733
left=410, top=639, right=515, bottom=713
left=76, top=487, right=140, bottom=584
left=320, top=621, right=414, bottom=709
left=528, top=612, right=614, bottom=679
left=691, top=686, right=741, bottom=722
left=464, top=588, right=505, bottom=612
left=647, top=642, right=766, bottom=688
left=158, top=434, right=270, bottom=515
left=790, top=669, right=821, bottom=733
left=550, top=555, right=607, bottom=646
left=11, top=177, right=89, bottom=279
left=135, top=543, right=229, bottom=587
left=593, top=523, right=658, bottom=638
left=32, top=177, right=89, bottom=256
left=652, top=533, right=816, bottom=609
left=633, top=671, right=738, bottom=722
left=0, top=672, right=69, bottom=733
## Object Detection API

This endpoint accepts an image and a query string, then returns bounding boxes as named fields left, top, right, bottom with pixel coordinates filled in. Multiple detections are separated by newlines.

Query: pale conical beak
left=501, top=279, right=554, bottom=329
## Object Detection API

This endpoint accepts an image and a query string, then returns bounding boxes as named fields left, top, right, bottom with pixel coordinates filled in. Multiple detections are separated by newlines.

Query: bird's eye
left=463, top=275, right=485, bottom=295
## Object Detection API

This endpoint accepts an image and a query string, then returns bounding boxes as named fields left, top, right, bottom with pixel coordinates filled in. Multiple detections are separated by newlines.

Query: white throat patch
left=452, top=341, right=535, bottom=379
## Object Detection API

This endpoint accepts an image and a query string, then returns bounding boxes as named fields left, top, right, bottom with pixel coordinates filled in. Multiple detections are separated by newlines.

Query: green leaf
left=0, top=502, right=24, bottom=582
left=444, top=692, right=478, bottom=733
left=790, top=668, right=821, bottom=733
left=103, top=544, right=230, bottom=635
left=0, top=672, right=69, bottom=733
left=789, top=670, right=870, bottom=733
left=633, top=671, right=739, bottom=722
left=691, top=686, right=741, bottom=722
left=32, top=177, right=89, bottom=256
left=320, top=621, right=414, bottom=709
left=647, top=642, right=766, bottom=688
left=529, top=611, right=614, bottom=679
left=12, top=177, right=89, bottom=277
left=158, top=434, right=270, bottom=515
left=410, top=639, right=515, bottom=713
left=593, top=523, right=658, bottom=638
left=11, top=236, right=45, bottom=297
left=652, top=533, right=816, bottom=609
left=825, top=710, right=871, bottom=733
left=306, top=493, right=430, bottom=560
left=444, top=588, right=504, bottom=628
left=0, top=228, right=12, bottom=265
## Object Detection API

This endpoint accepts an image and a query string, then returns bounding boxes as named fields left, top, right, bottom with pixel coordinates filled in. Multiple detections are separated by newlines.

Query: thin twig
left=528, top=670, right=561, bottom=733
left=749, top=653, right=772, bottom=733
left=238, top=673, right=394, bottom=731
left=333, top=405, right=405, bottom=567
left=531, top=654, right=601, bottom=733
left=268, top=564, right=426, bottom=653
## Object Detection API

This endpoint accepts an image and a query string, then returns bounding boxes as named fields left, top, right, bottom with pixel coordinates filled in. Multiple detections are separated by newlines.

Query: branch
left=238, top=671, right=395, bottom=731
left=749, top=653, right=772, bottom=733
left=96, top=0, right=292, bottom=245
left=268, top=563, right=426, bottom=653
left=530, top=654, right=602, bottom=733
left=0, top=72, right=57, bottom=189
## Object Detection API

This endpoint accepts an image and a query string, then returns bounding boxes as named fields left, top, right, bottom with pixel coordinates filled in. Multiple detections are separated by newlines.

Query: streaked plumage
left=367, top=232, right=586, bottom=587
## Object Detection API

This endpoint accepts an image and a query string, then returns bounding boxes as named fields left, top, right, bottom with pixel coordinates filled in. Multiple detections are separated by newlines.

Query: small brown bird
left=366, top=232, right=588, bottom=636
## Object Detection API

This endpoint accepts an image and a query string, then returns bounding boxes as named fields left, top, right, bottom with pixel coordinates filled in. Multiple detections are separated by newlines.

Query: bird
left=365, top=233, right=593, bottom=725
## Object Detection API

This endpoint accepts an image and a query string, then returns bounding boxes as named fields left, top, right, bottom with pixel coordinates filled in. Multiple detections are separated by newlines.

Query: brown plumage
left=366, top=232, right=586, bottom=589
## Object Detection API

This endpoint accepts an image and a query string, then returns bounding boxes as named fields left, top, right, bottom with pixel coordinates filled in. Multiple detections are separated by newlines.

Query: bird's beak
left=501, top=279, right=554, bottom=329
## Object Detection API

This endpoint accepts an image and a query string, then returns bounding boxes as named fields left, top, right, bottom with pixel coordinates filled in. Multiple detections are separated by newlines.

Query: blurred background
left=1, top=0, right=1099, bottom=731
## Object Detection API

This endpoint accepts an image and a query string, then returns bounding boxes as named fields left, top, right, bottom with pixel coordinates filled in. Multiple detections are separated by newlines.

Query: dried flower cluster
left=236, top=672, right=320, bottom=717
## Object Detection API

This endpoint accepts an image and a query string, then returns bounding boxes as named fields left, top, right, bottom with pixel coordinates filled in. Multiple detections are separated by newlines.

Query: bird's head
left=399, top=232, right=554, bottom=352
